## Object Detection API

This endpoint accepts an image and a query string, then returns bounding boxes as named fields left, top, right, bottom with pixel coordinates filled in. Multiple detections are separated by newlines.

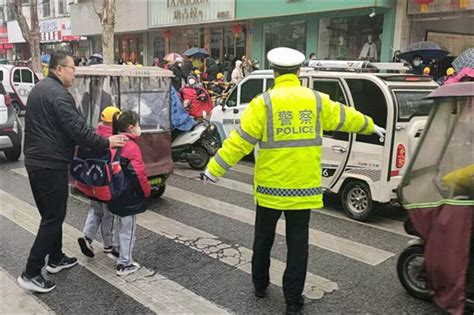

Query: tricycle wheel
left=397, top=245, right=433, bottom=301
left=341, top=180, right=374, bottom=221
left=188, top=146, right=209, bottom=170
left=151, top=185, right=166, bottom=199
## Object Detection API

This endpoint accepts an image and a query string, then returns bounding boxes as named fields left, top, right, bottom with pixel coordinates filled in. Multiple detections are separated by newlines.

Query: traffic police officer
left=202, top=47, right=385, bottom=314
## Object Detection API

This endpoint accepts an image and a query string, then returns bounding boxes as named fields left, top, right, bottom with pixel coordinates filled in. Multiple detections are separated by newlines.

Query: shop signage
left=407, top=0, right=474, bottom=14
left=39, top=18, right=72, bottom=43
left=149, top=0, right=235, bottom=27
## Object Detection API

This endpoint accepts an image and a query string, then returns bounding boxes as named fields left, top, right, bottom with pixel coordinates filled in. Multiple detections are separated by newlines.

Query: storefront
left=115, top=33, right=146, bottom=64
left=0, top=26, right=13, bottom=60
left=236, top=0, right=396, bottom=66
left=148, top=0, right=240, bottom=65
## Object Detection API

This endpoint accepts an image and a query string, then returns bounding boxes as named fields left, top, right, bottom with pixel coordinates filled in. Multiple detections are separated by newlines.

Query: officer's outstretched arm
left=319, top=93, right=374, bottom=135
left=206, top=96, right=265, bottom=178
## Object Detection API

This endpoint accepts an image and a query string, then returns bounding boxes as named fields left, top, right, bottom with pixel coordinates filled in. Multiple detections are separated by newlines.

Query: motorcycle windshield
left=399, top=96, right=474, bottom=209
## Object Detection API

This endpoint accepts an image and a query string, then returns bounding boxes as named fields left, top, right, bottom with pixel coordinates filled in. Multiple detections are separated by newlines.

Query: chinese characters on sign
left=276, top=109, right=315, bottom=136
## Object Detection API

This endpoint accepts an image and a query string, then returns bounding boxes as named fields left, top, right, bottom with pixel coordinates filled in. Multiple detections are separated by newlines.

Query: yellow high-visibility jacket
left=207, top=74, right=375, bottom=210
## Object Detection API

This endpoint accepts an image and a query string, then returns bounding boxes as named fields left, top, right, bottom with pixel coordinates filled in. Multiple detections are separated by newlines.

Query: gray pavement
left=0, top=150, right=443, bottom=314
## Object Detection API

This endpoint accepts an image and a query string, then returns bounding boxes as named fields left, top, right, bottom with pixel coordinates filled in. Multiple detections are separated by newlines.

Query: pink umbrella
left=163, top=53, right=183, bottom=64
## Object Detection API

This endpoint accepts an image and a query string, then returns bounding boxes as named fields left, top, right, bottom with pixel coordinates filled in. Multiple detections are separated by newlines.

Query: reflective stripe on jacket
left=207, top=73, right=374, bottom=210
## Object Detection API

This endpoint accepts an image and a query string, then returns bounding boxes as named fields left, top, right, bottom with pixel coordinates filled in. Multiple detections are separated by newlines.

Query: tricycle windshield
left=71, top=75, right=171, bottom=131
left=399, top=96, right=474, bottom=207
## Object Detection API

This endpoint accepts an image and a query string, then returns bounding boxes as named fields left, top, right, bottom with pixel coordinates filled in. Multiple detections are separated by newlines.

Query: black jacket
left=24, top=73, right=110, bottom=171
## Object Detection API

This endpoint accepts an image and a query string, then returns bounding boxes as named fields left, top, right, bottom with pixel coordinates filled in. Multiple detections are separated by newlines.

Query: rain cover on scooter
left=398, top=82, right=474, bottom=315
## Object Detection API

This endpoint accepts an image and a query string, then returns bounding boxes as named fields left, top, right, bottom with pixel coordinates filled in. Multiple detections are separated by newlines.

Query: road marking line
left=165, top=186, right=395, bottom=266
left=0, top=268, right=54, bottom=315
left=172, top=168, right=410, bottom=237
left=0, top=190, right=229, bottom=315
left=10, top=167, right=395, bottom=265
left=70, top=191, right=338, bottom=300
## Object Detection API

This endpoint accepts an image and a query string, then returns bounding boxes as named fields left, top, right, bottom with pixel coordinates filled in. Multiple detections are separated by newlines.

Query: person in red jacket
left=179, top=74, right=213, bottom=119
left=78, top=106, right=121, bottom=259
left=108, top=111, right=151, bottom=276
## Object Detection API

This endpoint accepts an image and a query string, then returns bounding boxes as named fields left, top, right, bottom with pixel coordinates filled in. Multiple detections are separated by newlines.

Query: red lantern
left=414, top=0, right=434, bottom=13
left=231, top=24, right=243, bottom=35
left=163, top=30, right=172, bottom=39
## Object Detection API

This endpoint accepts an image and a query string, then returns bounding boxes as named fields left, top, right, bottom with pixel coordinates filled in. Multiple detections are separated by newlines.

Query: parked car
left=0, top=82, right=22, bottom=161
left=210, top=60, right=439, bottom=221
left=0, top=65, right=38, bottom=115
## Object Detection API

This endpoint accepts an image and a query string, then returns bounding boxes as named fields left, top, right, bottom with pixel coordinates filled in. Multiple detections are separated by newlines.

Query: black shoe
left=104, top=247, right=119, bottom=258
left=286, top=304, right=303, bottom=315
left=46, top=255, right=78, bottom=274
left=17, top=272, right=56, bottom=293
left=78, top=237, right=95, bottom=258
left=254, top=287, right=267, bottom=298
left=116, top=262, right=140, bottom=276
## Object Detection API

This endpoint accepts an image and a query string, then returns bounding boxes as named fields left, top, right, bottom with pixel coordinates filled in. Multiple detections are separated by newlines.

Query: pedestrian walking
left=231, top=60, right=243, bottom=84
left=77, top=106, right=122, bottom=259
left=18, top=51, right=127, bottom=293
left=108, top=111, right=151, bottom=276
left=201, top=47, right=385, bottom=315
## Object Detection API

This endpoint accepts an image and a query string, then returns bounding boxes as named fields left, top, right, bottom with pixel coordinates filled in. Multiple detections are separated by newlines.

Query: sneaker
left=78, top=237, right=95, bottom=258
left=46, top=255, right=78, bottom=274
left=104, top=247, right=120, bottom=258
left=17, top=272, right=56, bottom=293
left=116, top=262, right=140, bottom=276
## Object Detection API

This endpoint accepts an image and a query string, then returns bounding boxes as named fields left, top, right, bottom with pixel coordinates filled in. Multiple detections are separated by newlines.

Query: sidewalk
left=0, top=268, right=54, bottom=314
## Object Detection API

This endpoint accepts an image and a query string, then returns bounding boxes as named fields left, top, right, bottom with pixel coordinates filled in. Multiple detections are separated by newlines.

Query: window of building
left=58, top=0, right=66, bottom=15
left=21, top=69, right=33, bottom=83
left=313, top=79, right=349, bottom=141
left=240, top=79, right=264, bottom=104
left=42, top=0, right=50, bottom=18
left=264, top=20, right=306, bottom=68
left=318, top=15, right=384, bottom=61
left=346, top=79, right=387, bottom=145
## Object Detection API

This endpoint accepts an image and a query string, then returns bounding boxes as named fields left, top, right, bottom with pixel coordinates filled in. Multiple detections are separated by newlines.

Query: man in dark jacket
left=17, top=51, right=126, bottom=293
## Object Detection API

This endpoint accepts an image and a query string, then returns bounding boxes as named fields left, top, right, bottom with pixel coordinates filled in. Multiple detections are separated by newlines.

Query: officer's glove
left=373, top=124, right=386, bottom=138
left=200, top=169, right=218, bottom=184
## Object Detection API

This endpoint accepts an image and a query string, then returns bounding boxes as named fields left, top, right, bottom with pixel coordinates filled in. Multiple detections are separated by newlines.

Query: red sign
left=41, top=31, right=61, bottom=42
left=62, top=35, right=82, bottom=42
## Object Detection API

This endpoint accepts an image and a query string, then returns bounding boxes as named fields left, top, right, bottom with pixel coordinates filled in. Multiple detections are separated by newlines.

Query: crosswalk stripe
left=10, top=167, right=394, bottom=265
left=1, top=268, right=54, bottom=314
left=69, top=190, right=338, bottom=300
left=232, top=164, right=254, bottom=175
left=0, top=189, right=229, bottom=314
left=173, top=167, right=410, bottom=237
left=165, top=185, right=395, bottom=266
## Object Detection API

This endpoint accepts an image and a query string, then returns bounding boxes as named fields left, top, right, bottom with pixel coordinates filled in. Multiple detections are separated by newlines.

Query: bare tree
left=92, top=0, right=116, bottom=64
left=10, top=0, right=42, bottom=73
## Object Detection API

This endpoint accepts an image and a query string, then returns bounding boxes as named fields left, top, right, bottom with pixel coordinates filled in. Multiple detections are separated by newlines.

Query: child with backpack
left=108, top=111, right=151, bottom=276
left=77, top=106, right=121, bottom=258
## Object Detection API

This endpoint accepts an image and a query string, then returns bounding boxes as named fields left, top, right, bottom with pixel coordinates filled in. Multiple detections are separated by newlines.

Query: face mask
left=132, top=126, right=141, bottom=137
left=413, top=60, right=422, bottom=67
left=188, top=79, right=196, bottom=86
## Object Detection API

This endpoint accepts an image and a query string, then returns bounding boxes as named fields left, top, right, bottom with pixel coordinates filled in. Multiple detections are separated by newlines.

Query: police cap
left=267, top=47, right=305, bottom=71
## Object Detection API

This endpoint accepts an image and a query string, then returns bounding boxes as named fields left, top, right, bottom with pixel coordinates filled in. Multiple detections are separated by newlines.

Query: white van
left=0, top=65, right=38, bottom=115
left=210, top=61, right=439, bottom=221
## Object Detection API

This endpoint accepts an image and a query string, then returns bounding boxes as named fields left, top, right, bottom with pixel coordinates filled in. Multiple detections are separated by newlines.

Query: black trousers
left=252, top=204, right=310, bottom=307
left=25, top=168, right=68, bottom=277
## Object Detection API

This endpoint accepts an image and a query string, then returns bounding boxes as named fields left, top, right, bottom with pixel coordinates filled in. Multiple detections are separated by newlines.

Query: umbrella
left=163, top=52, right=183, bottom=64
left=399, top=41, right=449, bottom=61
left=41, top=54, right=50, bottom=63
left=452, top=48, right=474, bottom=72
left=91, top=53, right=103, bottom=60
left=183, top=47, right=209, bottom=58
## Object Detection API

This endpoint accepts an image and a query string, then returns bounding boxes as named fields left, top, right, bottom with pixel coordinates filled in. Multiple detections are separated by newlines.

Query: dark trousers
left=25, top=168, right=68, bottom=277
left=252, top=204, right=310, bottom=307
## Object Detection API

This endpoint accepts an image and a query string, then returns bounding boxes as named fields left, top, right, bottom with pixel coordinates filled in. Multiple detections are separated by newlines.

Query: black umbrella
left=183, top=47, right=209, bottom=58
left=399, top=41, right=449, bottom=61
